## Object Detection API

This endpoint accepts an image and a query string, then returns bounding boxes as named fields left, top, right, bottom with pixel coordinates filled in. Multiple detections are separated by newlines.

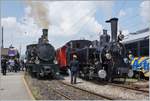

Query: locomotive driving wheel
left=36, top=72, right=41, bottom=79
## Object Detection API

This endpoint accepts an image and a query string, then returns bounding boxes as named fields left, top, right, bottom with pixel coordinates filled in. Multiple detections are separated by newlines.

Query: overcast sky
left=1, top=0, right=150, bottom=55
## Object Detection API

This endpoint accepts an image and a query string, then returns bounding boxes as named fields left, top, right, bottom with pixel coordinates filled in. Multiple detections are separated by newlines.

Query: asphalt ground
left=0, top=71, right=34, bottom=100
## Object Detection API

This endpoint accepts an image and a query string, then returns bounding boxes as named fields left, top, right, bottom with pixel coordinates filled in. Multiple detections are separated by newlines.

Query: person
left=9, top=58, right=15, bottom=72
left=14, top=59, right=18, bottom=72
left=20, top=60, right=24, bottom=71
left=1, top=58, right=7, bottom=75
left=117, top=30, right=124, bottom=42
left=69, top=54, right=79, bottom=84
left=24, top=58, right=27, bottom=71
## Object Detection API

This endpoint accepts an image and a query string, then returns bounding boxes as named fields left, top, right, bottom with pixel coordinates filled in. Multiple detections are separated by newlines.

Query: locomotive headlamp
left=98, top=69, right=107, bottom=79
left=105, top=53, right=112, bottom=60
left=128, top=69, right=134, bottom=78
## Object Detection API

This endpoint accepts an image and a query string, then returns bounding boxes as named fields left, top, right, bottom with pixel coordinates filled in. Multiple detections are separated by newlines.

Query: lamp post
left=1, top=26, right=4, bottom=48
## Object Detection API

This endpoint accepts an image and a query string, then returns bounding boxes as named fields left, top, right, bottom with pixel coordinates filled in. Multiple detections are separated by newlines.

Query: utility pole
left=19, top=44, right=22, bottom=59
left=2, top=26, right=4, bottom=48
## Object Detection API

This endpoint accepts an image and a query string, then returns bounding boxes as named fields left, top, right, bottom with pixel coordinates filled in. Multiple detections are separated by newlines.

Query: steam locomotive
left=26, top=29, right=59, bottom=79
left=76, top=18, right=133, bottom=82
left=56, top=18, right=133, bottom=82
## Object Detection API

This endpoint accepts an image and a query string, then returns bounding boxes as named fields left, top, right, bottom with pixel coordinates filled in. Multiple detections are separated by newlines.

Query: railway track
left=48, top=84, right=72, bottom=100
left=88, top=79, right=149, bottom=94
left=109, top=83, right=149, bottom=94
left=45, top=80, right=115, bottom=100
left=57, top=80, right=115, bottom=100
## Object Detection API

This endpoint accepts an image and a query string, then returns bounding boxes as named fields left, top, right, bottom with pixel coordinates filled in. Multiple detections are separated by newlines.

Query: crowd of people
left=1, top=57, right=26, bottom=75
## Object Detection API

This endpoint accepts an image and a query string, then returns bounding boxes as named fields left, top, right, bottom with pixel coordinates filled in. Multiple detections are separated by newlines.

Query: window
left=125, top=42, right=138, bottom=57
left=125, top=39, right=149, bottom=57
left=140, top=39, right=149, bottom=56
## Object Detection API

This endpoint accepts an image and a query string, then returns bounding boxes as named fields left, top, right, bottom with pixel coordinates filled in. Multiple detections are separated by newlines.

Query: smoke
left=26, top=1, right=50, bottom=28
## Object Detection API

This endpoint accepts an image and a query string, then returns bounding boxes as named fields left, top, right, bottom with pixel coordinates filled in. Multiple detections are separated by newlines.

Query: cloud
left=1, top=17, right=41, bottom=55
left=118, top=10, right=126, bottom=18
left=1, top=17, right=17, bottom=28
left=46, top=1, right=102, bottom=36
left=140, top=1, right=150, bottom=22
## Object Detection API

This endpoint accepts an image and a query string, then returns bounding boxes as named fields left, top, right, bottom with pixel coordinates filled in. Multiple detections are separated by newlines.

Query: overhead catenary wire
left=63, top=7, right=97, bottom=35
left=69, top=10, right=97, bottom=40
left=116, top=0, right=126, bottom=18
left=74, top=9, right=97, bottom=36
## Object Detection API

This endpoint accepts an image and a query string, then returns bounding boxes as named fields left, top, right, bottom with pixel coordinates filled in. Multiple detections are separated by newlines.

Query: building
left=1, top=48, right=9, bottom=59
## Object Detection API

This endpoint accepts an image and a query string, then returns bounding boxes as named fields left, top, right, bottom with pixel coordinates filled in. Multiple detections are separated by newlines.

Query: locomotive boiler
left=26, top=29, right=59, bottom=79
left=76, top=18, right=133, bottom=82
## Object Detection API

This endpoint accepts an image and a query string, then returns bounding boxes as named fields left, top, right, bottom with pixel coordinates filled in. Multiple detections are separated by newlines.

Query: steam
left=26, top=1, right=50, bottom=28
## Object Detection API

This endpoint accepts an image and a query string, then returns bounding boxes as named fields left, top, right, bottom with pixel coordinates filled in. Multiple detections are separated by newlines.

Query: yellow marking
left=138, top=57, right=145, bottom=64
left=131, top=57, right=137, bottom=65
left=22, top=75, right=35, bottom=100
left=131, top=57, right=145, bottom=65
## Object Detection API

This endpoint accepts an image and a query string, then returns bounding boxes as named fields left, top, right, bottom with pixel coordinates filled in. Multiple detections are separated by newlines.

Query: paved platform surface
left=0, top=72, right=32, bottom=100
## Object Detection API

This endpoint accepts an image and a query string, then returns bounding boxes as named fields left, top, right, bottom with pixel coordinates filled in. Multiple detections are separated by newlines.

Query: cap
left=73, top=54, right=77, bottom=58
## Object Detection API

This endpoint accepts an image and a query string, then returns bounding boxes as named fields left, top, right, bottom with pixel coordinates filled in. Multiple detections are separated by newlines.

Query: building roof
left=122, top=28, right=149, bottom=44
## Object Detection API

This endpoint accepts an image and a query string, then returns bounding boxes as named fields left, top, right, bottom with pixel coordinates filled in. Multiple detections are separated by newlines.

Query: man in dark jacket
left=14, top=59, right=18, bottom=72
left=70, top=54, right=79, bottom=84
left=1, top=58, right=7, bottom=75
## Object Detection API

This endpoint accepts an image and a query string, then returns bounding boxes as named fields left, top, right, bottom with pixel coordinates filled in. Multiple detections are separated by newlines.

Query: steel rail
left=109, top=83, right=149, bottom=94
left=48, top=85, right=72, bottom=100
left=59, top=80, right=115, bottom=100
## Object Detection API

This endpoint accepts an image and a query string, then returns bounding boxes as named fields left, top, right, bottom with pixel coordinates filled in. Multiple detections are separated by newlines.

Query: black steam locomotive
left=26, top=29, right=59, bottom=79
left=75, top=18, right=133, bottom=82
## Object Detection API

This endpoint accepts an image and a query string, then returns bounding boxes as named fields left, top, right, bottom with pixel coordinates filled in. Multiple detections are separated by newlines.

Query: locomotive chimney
left=42, top=29, right=48, bottom=38
left=106, top=18, right=118, bottom=42
left=38, top=29, right=48, bottom=44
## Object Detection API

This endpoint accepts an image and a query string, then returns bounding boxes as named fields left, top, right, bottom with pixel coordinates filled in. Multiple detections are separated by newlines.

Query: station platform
left=0, top=71, right=34, bottom=100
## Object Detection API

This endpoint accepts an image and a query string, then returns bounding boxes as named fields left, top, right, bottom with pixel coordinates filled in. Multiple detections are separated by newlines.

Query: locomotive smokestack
left=42, top=29, right=48, bottom=38
left=38, top=29, right=48, bottom=44
left=106, top=18, right=118, bottom=42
